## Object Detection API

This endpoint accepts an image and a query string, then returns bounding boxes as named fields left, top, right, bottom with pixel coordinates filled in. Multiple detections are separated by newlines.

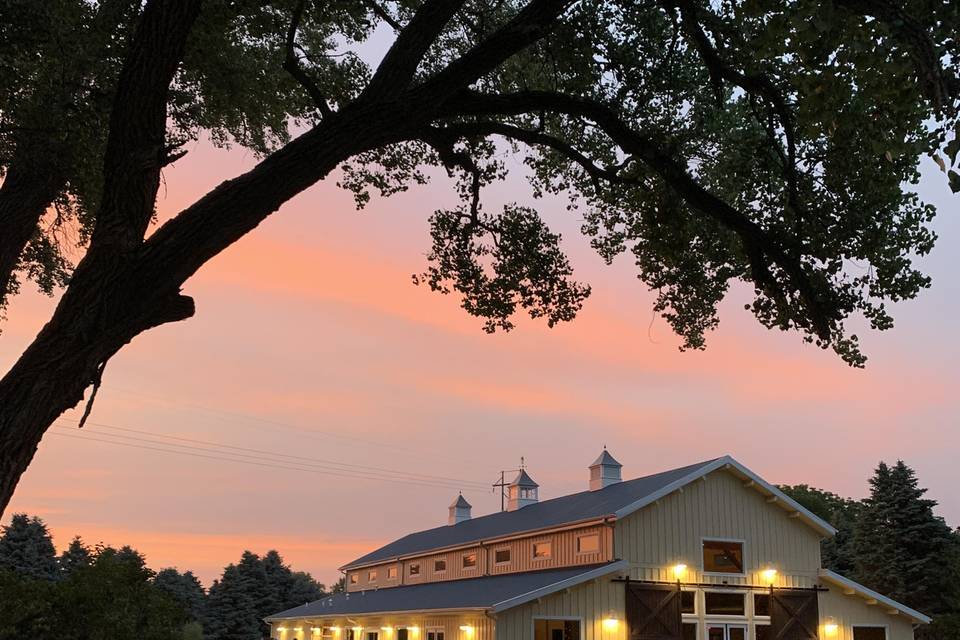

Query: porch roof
left=266, top=560, right=627, bottom=621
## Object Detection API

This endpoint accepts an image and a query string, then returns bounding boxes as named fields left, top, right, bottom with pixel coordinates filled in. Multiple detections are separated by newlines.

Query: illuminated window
left=434, top=559, right=446, bottom=572
left=533, top=542, right=552, bottom=559
left=409, top=563, right=420, bottom=576
left=707, top=625, right=746, bottom=640
left=754, top=594, right=770, bottom=617
left=462, top=553, right=477, bottom=568
left=681, top=591, right=696, bottom=614
left=576, top=534, right=599, bottom=554
left=427, top=630, right=445, bottom=640
left=703, top=540, right=744, bottom=574
left=704, top=592, right=745, bottom=616
left=495, top=549, right=511, bottom=564
left=367, top=633, right=379, bottom=640
left=368, top=570, right=378, bottom=582
left=534, top=618, right=580, bottom=640
left=349, top=574, right=358, bottom=585
left=387, top=567, right=398, bottom=579
left=853, top=628, right=886, bottom=640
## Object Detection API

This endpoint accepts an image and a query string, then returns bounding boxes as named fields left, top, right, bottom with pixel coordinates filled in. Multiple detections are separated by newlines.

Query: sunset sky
left=2, top=136, right=958, bottom=588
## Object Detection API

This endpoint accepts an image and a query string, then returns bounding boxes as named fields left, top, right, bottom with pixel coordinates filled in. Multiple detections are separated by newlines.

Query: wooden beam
left=865, top=598, right=878, bottom=606
left=843, top=588, right=856, bottom=596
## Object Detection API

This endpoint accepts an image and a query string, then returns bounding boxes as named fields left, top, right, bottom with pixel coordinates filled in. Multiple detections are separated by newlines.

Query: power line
left=55, top=416, right=490, bottom=489
left=48, top=424, right=488, bottom=493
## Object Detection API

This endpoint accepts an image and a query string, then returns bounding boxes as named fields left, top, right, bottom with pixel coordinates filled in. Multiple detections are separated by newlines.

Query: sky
left=2, top=133, right=959, bottom=588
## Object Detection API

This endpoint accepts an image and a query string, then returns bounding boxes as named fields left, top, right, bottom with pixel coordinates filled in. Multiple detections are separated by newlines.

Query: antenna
left=492, top=458, right=524, bottom=512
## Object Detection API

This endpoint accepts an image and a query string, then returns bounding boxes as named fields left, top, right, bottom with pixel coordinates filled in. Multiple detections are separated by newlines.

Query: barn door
left=769, top=590, right=819, bottom=640
left=626, top=583, right=682, bottom=640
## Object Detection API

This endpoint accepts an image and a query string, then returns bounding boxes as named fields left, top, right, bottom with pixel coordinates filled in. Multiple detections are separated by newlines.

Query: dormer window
left=368, top=570, right=378, bottom=582
left=434, top=559, right=446, bottom=572
left=409, top=563, right=420, bottom=576
left=349, top=574, right=358, bottom=585
left=387, top=566, right=398, bottom=579
left=702, top=539, right=744, bottom=575
left=494, top=548, right=511, bottom=564
left=533, top=541, right=552, bottom=559
left=462, top=553, right=477, bottom=568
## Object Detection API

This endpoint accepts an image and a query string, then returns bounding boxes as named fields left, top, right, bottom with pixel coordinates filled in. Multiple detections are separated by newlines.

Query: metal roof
left=819, top=569, right=931, bottom=624
left=450, top=494, right=471, bottom=508
left=590, top=449, right=622, bottom=468
left=344, top=458, right=719, bottom=568
left=267, top=561, right=628, bottom=621
left=510, top=469, right=538, bottom=488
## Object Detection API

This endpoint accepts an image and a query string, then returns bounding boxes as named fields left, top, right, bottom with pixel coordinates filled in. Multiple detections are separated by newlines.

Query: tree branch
left=283, top=0, right=333, bottom=117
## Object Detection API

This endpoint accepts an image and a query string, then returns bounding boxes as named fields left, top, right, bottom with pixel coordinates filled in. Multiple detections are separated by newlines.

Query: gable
left=614, top=467, right=824, bottom=586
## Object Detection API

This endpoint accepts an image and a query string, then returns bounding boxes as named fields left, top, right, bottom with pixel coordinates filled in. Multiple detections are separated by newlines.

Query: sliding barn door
left=769, top=590, right=820, bottom=640
left=626, top=584, right=682, bottom=640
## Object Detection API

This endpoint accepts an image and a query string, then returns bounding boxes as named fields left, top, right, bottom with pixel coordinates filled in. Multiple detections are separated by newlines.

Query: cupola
left=507, top=467, right=539, bottom=511
left=448, top=493, right=472, bottom=525
left=589, top=447, right=622, bottom=490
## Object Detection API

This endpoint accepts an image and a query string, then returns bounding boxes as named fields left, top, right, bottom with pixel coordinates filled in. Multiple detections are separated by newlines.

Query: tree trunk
left=0, top=162, right=64, bottom=306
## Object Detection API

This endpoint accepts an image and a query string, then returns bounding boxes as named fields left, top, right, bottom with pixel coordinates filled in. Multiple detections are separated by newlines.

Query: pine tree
left=155, top=567, right=207, bottom=624
left=59, top=536, right=91, bottom=576
left=854, top=461, right=960, bottom=623
left=205, top=562, right=264, bottom=640
left=0, top=513, right=58, bottom=580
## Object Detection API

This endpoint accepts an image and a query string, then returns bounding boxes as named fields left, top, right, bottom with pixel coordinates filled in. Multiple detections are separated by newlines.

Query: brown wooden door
left=769, top=590, right=820, bottom=640
left=626, top=584, right=682, bottom=640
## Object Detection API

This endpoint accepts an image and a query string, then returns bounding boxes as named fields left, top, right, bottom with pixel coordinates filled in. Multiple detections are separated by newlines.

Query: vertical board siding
left=495, top=575, right=626, bottom=640
left=347, top=525, right=613, bottom=592
left=818, top=585, right=916, bottom=640
left=614, top=471, right=822, bottom=587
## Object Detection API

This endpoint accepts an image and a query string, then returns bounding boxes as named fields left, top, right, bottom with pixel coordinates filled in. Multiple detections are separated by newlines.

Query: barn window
left=533, top=541, right=552, bottom=559
left=434, top=559, right=446, bottom=572
left=534, top=618, right=581, bottom=640
left=681, top=591, right=696, bottom=614
left=426, top=630, right=445, bottom=640
left=495, top=548, right=511, bottom=564
left=349, top=574, right=358, bottom=584
left=409, top=563, right=420, bottom=576
left=367, top=632, right=379, bottom=640
left=397, top=630, right=409, bottom=640
left=368, top=570, right=378, bottom=582
left=387, top=567, right=398, bottom=579
left=576, top=534, right=600, bottom=554
left=703, top=540, right=745, bottom=574
left=462, top=553, right=477, bottom=568
left=853, top=628, right=886, bottom=640
left=754, top=594, right=770, bottom=617
left=704, top=592, right=746, bottom=616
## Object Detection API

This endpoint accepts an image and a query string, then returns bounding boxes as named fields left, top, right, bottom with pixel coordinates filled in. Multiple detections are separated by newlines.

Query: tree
left=1, top=0, right=958, bottom=512
left=58, top=536, right=92, bottom=576
left=779, top=484, right=860, bottom=574
left=155, top=567, right=208, bottom=625
left=206, top=549, right=325, bottom=640
left=0, top=513, right=58, bottom=580
left=853, top=461, right=960, bottom=638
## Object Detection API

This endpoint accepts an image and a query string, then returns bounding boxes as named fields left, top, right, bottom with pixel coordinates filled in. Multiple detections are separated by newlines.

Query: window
left=427, top=630, right=445, bottom=640
left=367, top=633, right=379, bottom=640
left=409, top=563, right=420, bottom=576
left=681, top=591, right=696, bottom=614
left=349, top=574, right=358, bottom=585
left=753, top=594, right=770, bottom=617
left=534, top=618, right=580, bottom=640
left=682, top=623, right=698, bottom=640
left=434, top=559, right=447, bottom=572
left=346, top=630, right=355, bottom=640
left=707, top=625, right=746, bottom=640
left=576, top=534, right=600, bottom=554
left=755, top=625, right=770, bottom=640
left=397, top=630, right=409, bottom=640
left=704, top=592, right=746, bottom=616
left=495, top=548, right=511, bottom=564
left=853, top=628, right=887, bottom=640
left=533, top=541, right=552, bottom=559
left=462, top=553, right=477, bottom=568
left=387, top=566, right=398, bottom=579
left=367, top=570, right=378, bottom=582
left=703, top=540, right=745, bottom=574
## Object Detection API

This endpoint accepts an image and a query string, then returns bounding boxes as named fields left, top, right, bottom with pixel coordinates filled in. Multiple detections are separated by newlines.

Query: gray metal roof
left=510, top=469, right=538, bottom=488
left=450, top=494, right=471, bottom=508
left=344, top=458, right=719, bottom=568
left=590, top=449, right=622, bottom=468
left=267, top=562, right=627, bottom=620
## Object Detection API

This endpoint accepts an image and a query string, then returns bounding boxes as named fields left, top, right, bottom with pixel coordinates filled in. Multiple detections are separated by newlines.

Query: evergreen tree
left=779, top=484, right=861, bottom=574
left=155, top=567, right=207, bottom=625
left=58, top=536, right=91, bottom=577
left=205, top=563, right=263, bottom=640
left=0, top=513, right=58, bottom=580
left=853, top=461, right=960, bottom=631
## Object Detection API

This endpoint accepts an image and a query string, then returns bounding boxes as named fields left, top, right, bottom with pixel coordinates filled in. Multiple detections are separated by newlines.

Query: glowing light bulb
left=603, top=618, right=620, bottom=632
left=672, top=564, right=688, bottom=580
left=761, top=568, right=778, bottom=584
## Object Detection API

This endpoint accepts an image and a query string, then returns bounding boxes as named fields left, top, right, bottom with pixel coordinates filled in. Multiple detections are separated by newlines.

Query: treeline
left=780, top=460, right=960, bottom=640
left=0, top=515, right=342, bottom=640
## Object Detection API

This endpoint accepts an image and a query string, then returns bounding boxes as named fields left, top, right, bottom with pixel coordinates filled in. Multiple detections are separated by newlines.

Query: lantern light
left=459, top=625, right=475, bottom=636
left=761, top=568, right=778, bottom=584
left=603, top=618, right=620, bottom=632
left=672, top=564, right=688, bottom=580
left=824, top=618, right=839, bottom=636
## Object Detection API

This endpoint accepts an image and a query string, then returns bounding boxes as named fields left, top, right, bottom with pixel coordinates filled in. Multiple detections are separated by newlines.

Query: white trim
left=819, top=569, right=931, bottom=624
left=491, top=559, right=628, bottom=613
left=613, top=456, right=837, bottom=538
